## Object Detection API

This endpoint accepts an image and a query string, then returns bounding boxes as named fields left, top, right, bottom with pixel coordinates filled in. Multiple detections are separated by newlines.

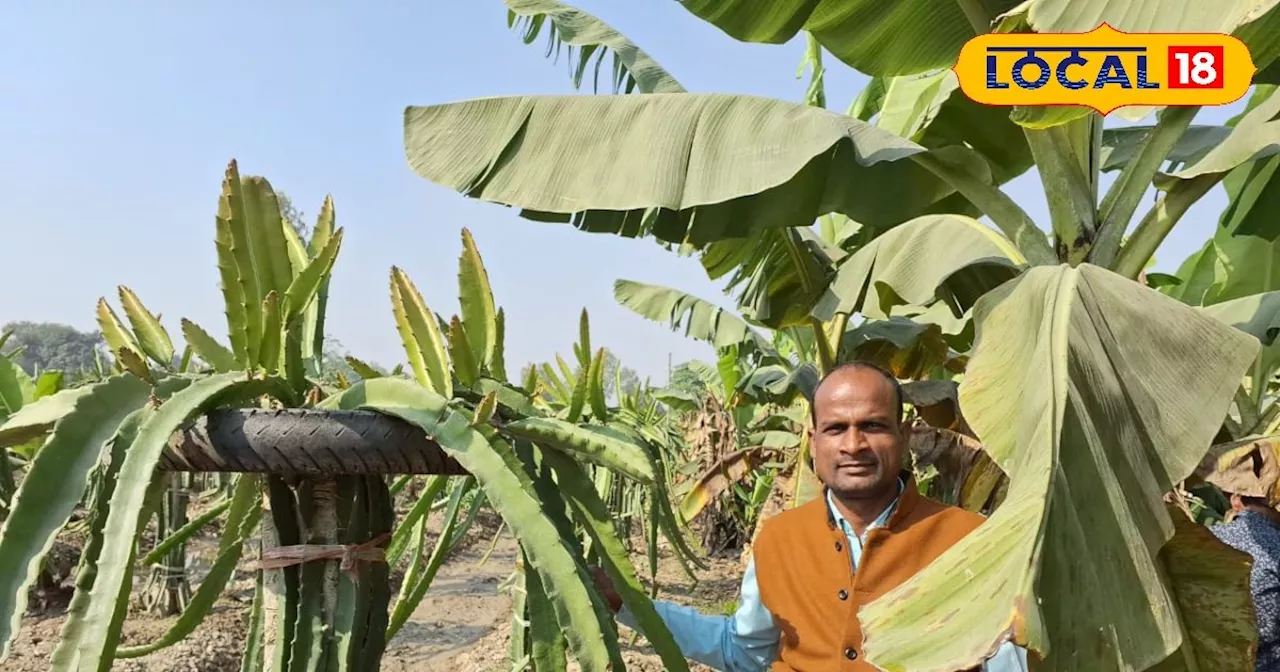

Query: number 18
left=1169, top=46, right=1224, bottom=88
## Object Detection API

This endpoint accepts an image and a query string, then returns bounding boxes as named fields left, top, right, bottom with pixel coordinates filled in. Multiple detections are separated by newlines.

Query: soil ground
left=7, top=492, right=746, bottom=671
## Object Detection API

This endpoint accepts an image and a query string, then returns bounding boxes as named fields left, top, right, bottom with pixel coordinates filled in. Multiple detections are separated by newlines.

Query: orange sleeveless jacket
left=752, top=477, right=985, bottom=671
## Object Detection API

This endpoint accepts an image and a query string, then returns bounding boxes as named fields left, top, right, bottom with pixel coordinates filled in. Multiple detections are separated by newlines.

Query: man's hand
left=589, top=566, right=623, bottom=614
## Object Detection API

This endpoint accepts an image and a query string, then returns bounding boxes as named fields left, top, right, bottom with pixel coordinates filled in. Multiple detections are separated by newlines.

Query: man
left=592, top=361, right=1027, bottom=671
left=1211, top=491, right=1280, bottom=671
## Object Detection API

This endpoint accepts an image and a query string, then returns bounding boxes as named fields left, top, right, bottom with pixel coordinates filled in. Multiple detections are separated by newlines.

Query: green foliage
left=5, top=0, right=1278, bottom=668
left=0, top=322, right=103, bottom=380
left=0, top=161, right=381, bottom=671
left=0, top=375, right=150, bottom=658
left=0, top=160, right=704, bottom=672
left=325, top=378, right=632, bottom=670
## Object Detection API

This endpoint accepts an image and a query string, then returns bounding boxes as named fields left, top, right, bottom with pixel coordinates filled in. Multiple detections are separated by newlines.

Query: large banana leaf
left=1100, top=126, right=1233, bottom=173
left=812, top=214, right=1026, bottom=322
left=857, top=264, right=1261, bottom=672
left=873, top=71, right=961, bottom=143
left=674, top=0, right=1022, bottom=76
left=1166, top=174, right=1280, bottom=403
left=612, top=279, right=776, bottom=355
left=1150, top=504, right=1259, bottom=671
left=504, top=0, right=684, bottom=94
left=1018, top=0, right=1276, bottom=32
left=1262, top=60, right=1280, bottom=84
left=1196, top=290, right=1280, bottom=414
left=1220, top=154, right=1280, bottom=241
left=735, top=361, right=818, bottom=406
left=1238, top=4, right=1280, bottom=79
left=1198, top=291, right=1280, bottom=346
left=676, top=0, right=1280, bottom=82
left=1151, top=90, right=1279, bottom=299
left=1166, top=85, right=1280, bottom=181
left=1165, top=168, right=1280, bottom=307
left=403, top=94, right=991, bottom=245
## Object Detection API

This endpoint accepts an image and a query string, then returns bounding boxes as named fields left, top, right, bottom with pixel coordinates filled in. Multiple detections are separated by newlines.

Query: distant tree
left=313, top=336, right=357, bottom=383
left=602, top=349, right=640, bottom=402
left=667, top=360, right=710, bottom=396
left=276, top=190, right=309, bottom=243
left=311, top=337, right=399, bottom=385
left=0, top=321, right=104, bottom=376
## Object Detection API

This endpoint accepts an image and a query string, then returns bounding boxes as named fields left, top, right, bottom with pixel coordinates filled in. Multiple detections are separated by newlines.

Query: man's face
left=809, top=367, right=904, bottom=501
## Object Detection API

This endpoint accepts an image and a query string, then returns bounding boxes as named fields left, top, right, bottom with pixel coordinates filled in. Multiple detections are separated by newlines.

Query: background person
left=1212, top=491, right=1280, bottom=671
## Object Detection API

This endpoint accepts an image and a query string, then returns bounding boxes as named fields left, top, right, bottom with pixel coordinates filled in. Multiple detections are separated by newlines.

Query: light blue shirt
left=618, top=480, right=1028, bottom=671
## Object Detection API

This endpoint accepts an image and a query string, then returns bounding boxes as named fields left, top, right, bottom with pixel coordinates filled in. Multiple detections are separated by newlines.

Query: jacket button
left=838, top=589, right=849, bottom=601
left=845, top=647, right=858, bottom=660
left=835, top=541, right=843, bottom=552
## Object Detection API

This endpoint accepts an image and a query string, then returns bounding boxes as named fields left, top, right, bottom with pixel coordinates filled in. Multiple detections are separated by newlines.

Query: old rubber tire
left=159, top=408, right=468, bottom=476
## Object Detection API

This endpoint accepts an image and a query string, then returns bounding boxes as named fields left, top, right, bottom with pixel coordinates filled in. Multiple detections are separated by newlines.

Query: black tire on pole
left=158, top=408, right=468, bottom=476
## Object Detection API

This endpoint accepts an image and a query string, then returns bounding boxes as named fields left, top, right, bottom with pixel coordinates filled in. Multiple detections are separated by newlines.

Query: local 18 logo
left=952, top=23, right=1255, bottom=114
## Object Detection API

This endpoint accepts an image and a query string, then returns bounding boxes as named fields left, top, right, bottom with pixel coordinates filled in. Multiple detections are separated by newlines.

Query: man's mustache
left=835, top=458, right=879, bottom=468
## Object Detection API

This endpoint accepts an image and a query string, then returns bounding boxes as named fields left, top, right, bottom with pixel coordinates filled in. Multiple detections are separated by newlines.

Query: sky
left=0, top=2, right=1251, bottom=385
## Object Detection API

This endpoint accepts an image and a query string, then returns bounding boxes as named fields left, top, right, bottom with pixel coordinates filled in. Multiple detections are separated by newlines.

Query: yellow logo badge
left=952, top=23, right=1255, bottom=114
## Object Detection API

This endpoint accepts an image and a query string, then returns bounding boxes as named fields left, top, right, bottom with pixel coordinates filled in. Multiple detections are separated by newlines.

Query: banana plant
left=403, top=1, right=1280, bottom=669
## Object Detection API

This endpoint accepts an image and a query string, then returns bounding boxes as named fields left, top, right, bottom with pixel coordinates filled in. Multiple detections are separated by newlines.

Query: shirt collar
left=826, top=476, right=907, bottom=538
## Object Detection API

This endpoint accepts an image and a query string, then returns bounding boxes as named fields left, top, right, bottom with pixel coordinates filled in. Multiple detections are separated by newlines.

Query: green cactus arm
left=324, top=378, right=618, bottom=670
left=0, top=375, right=151, bottom=659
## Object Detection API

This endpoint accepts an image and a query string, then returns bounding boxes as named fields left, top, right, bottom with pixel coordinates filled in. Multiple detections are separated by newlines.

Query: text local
left=986, top=46, right=1161, bottom=90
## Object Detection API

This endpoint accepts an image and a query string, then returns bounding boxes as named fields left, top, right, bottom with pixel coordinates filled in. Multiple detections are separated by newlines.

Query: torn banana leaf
left=858, top=263, right=1260, bottom=672
left=403, top=94, right=989, bottom=245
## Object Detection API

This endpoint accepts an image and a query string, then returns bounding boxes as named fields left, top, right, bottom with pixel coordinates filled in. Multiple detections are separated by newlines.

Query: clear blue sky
left=0, top=2, right=1248, bottom=384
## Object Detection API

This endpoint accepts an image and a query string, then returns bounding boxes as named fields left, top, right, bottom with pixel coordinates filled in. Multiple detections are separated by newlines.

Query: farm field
left=4, top=1, right=1280, bottom=671
left=7, top=501, right=742, bottom=671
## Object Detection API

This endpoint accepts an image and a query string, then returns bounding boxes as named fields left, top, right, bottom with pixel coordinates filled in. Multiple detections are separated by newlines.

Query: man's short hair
left=809, top=360, right=904, bottom=427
